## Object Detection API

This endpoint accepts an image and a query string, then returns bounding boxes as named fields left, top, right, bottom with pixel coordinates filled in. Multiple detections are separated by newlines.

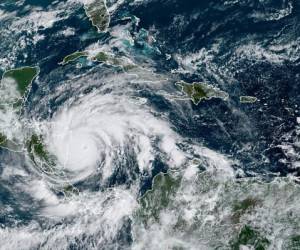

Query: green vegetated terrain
left=240, top=96, right=257, bottom=103
left=0, top=66, right=39, bottom=153
left=284, top=235, right=300, bottom=250
left=230, top=225, right=270, bottom=250
left=60, top=51, right=88, bottom=65
left=231, top=197, right=261, bottom=223
left=63, top=184, right=79, bottom=196
left=27, top=134, right=49, bottom=160
left=176, top=81, right=229, bottom=105
left=84, top=0, right=110, bottom=32
left=229, top=199, right=270, bottom=248
left=0, top=133, right=7, bottom=147
left=134, top=167, right=299, bottom=249
left=138, top=173, right=180, bottom=223
left=2, top=66, right=39, bottom=96
left=60, top=49, right=137, bottom=72
left=92, top=51, right=137, bottom=72
left=26, top=134, right=57, bottom=172
left=27, top=135, right=79, bottom=194
left=92, top=51, right=109, bottom=62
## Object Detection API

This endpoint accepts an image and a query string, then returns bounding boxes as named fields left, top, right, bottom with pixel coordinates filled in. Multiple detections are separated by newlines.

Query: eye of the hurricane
left=46, top=110, right=104, bottom=180
left=56, top=131, right=100, bottom=171
left=43, top=93, right=185, bottom=183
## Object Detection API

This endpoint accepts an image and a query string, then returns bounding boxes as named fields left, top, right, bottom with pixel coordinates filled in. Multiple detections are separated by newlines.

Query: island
left=92, top=51, right=109, bottom=62
left=2, top=66, right=39, bottom=96
left=176, top=81, right=229, bottom=105
left=84, top=0, right=110, bottom=32
left=240, top=96, right=257, bottom=103
left=92, top=51, right=137, bottom=71
left=59, top=51, right=88, bottom=65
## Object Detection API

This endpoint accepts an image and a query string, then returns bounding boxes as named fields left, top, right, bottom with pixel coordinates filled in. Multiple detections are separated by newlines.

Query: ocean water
left=0, top=0, right=300, bottom=249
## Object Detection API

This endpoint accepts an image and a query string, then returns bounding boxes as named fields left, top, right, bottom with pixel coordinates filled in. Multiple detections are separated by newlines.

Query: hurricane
left=34, top=68, right=191, bottom=184
left=0, top=0, right=300, bottom=249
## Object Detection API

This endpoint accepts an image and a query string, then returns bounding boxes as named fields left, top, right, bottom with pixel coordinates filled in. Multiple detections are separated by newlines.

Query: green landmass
left=240, top=96, right=257, bottom=103
left=92, top=51, right=109, bottom=62
left=232, top=197, right=261, bottom=223
left=2, top=66, right=39, bottom=96
left=284, top=235, right=300, bottom=250
left=84, top=0, right=110, bottom=32
left=27, top=134, right=50, bottom=161
left=0, top=133, right=7, bottom=146
left=60, top=51, right=88, bottom=65
left=176, top=81, right=229, bottom=105
left=180, top=83, right=193, bottom=97
left=63, top=184, right=79, bottom=196
left=231, top=225, right=270, bottom=250
left=26, top=134, right=57, bottom=170
left=193, top=84, right=209, bottom=103
left=92, top=51, right=136, bottom=71
left=138, top=173, right=180, bottom=223
left=233, top=197, right=260, bottom=212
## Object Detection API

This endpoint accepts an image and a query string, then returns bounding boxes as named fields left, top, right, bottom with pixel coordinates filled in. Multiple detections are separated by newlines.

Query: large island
left=84, top=0, right=110, bottom=32
left=176, top=80, right=229, bottom=105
